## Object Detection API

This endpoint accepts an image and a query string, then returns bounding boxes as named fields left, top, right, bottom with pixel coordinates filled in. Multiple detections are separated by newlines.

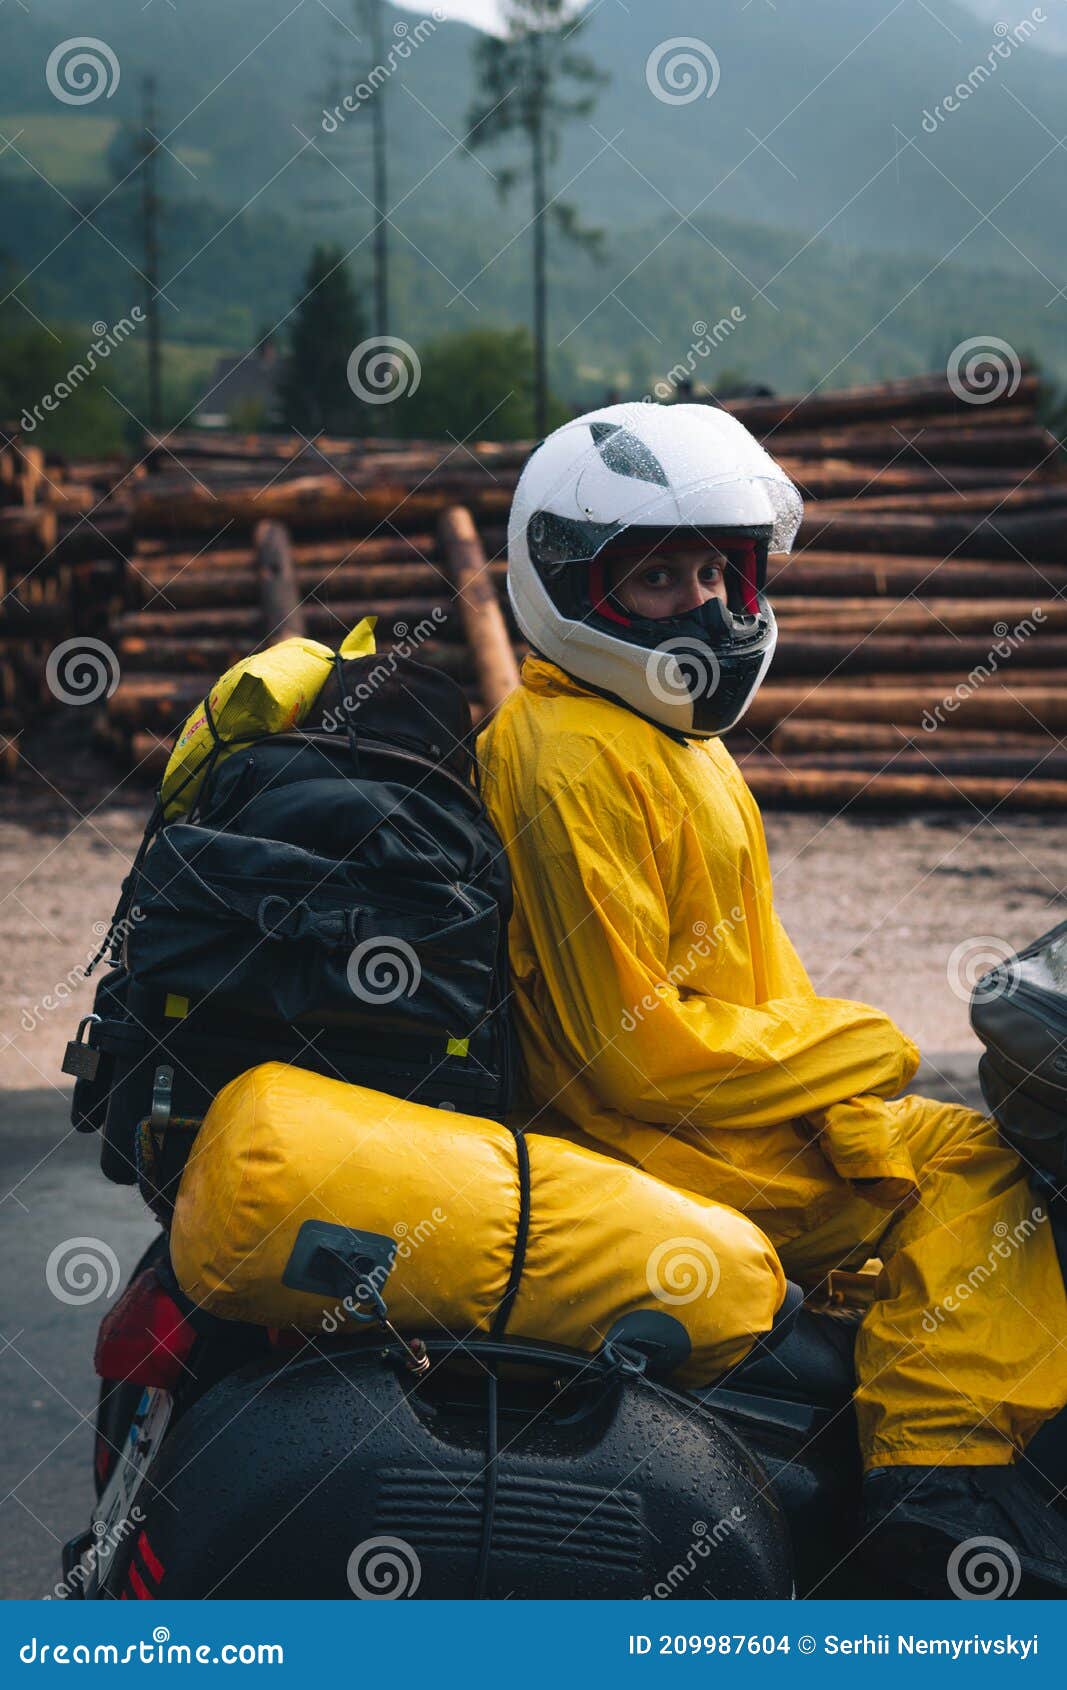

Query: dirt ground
left=2, top=775, right=1063, bottom=1093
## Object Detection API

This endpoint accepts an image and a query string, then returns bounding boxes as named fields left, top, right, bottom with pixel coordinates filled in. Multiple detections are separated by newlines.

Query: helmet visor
left=525, top=468, right=802, bottom=574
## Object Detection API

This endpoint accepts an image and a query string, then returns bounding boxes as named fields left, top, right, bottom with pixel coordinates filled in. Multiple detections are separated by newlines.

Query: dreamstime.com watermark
left=622, top=910, right=744, bottom=1031
left=921, top=11, right=1046, bottom=133
left=320, top=1209, right=447, bottom=1332
left=21, top=311, right=144, bottom=432
left=20, top=911, right=143, bottom=1035
left=346, top=336, right=421, bottom=403
left=45, top=1507, right=146, bottom=1600
left=322, top=12, right=444, bottom=131
left=19, top=1631, right=284, bottom=1665
left=947, top=1536, right=1022, bottom=1600
left=920, top=611, right=1045, bottom=732
left=646, top=1238, right=721, bottom=1305
left=347, top=936, right=423, bottom=1004
left=947, top=335, right=1022, bottom=405
left=645, top=637, right=722, bottom=711
left=945, top=934, right=1019, bottom=1005
left=644, top=1511, right=747, bottom=1598
left=921, top=1206, right=1047, bottom=1334
left=45, top=1237, right=121, bottom=1306
left=347, top=1535, right=421, bottom=1598
left=644, top=311, right=746, bottom=403
left=45, top=636, right=121, bottom=706
left=646, top=38, right=721, bottom=106
left=45, top=37, right=120, bottom=105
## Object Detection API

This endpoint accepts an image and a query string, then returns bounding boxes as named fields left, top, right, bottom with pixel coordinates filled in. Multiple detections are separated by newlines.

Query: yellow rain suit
left=476, top=655, right=1067, bottom=1469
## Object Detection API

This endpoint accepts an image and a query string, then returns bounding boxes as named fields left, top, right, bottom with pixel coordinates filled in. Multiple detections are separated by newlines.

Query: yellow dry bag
left=169, top=1063, right=786, bottom=1388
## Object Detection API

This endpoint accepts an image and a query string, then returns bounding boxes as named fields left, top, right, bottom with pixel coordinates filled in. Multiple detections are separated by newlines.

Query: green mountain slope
left=3, top=0, right=1065, bottom=419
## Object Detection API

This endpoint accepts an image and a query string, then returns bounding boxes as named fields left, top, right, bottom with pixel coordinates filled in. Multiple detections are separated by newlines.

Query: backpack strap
left=86, top=792, right=165, bottom=976
left=89, top=689, right=229, bottom=975
left=329, top=652, right=361, bottom=775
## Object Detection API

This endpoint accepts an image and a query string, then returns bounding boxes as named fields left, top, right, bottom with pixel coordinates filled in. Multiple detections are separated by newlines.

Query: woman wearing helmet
left=477, top=401, right=1067, bottom=1595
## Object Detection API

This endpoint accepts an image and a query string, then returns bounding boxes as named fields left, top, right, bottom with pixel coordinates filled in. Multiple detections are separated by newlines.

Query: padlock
left=62, top=1015, right=102, bottom=1081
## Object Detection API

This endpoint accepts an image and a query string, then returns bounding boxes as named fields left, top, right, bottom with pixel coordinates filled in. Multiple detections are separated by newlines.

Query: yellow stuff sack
left=169, top=1063, right=786, bottom=1388
left=160, top=617, right=377, bottom=820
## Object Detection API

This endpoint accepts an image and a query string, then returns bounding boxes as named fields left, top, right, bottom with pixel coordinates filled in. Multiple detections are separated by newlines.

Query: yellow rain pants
left=476, top=655, right=1067, bottom=1468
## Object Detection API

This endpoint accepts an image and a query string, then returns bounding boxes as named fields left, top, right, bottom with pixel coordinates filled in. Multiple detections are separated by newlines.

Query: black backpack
left=65, top=654, right=517, bottom=1219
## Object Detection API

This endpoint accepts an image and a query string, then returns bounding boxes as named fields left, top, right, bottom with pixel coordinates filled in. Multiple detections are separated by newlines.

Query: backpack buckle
left=255, top=895, right=309, bottom=940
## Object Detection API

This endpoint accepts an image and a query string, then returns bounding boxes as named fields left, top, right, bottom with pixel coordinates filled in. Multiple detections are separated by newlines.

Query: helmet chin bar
left=564, top=590, right=778, bottom=740
left=581, top=586, right=771, bottom=656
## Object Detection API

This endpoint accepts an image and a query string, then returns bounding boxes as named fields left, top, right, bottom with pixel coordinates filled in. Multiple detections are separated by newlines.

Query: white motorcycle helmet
left=507, top=402, right=803, bottom=738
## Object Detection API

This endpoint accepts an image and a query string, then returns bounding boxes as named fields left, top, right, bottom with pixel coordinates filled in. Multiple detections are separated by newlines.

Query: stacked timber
left=103, top=504, right=521, bottom=777
left=718, top=369, right=1067, bottom=808
left=89, top=362, right=1067, bottom=806
left=0, top=427, right=128, bottom=779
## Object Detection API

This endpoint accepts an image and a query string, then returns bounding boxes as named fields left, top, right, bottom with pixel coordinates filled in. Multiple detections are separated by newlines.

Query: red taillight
left=94, top=1266, right=196, bottom=1389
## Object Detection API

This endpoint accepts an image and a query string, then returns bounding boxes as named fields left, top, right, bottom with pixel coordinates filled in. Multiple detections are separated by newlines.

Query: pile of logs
left=0, top=428, right=127, bottom=781
left=104, top=514, right=516, bottom=776
left=54, top=363, right=1067, bottom=806
left=725, top=370, right=1067, bottom=809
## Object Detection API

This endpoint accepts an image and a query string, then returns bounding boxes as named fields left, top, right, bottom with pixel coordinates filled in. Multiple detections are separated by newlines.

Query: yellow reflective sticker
left=164, top=993, right=190, bottom=1019
left=446, top=1036, right=469, bottom=1058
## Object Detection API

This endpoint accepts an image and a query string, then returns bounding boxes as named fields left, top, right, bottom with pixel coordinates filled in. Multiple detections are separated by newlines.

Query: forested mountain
left=2, top=0, right=1064, bottom=417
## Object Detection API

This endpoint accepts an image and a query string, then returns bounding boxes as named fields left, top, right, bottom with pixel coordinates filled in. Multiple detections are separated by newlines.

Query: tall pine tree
left=279, top=244, right=368, bottom=435
left=467, top=0, right=605, bottom=437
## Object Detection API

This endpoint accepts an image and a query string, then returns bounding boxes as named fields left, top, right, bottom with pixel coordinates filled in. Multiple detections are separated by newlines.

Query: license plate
left=82, top=1387, right=173, bottom=1596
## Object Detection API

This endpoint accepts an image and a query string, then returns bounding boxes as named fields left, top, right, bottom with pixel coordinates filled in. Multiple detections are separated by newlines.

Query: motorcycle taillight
left=94, top=1266, right=196, bottom=1389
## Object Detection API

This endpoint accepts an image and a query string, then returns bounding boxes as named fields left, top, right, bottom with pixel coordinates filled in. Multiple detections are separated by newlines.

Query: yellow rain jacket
left=477, top=656, right=1067, bottom=1468
left=477, top=656, right=922, bottom=1243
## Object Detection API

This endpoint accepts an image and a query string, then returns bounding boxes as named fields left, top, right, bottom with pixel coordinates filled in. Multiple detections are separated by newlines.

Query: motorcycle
left=60, top=1230, right=1065, bottom=1603
left=60, top=920, right=1067, bottom=1601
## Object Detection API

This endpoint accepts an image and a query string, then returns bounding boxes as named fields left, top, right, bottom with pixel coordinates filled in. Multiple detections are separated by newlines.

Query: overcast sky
left=394, top=0, right=1065, bottom=47
left=395, top=0, right=506, bottom=32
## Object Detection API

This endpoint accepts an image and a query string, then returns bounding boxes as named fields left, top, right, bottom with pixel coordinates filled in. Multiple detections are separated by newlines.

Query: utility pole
left=467, top=2, right=606, bottom=442
left=531, top=33, right=548, bottom=439
left=367, top=0, right=389, bottom=343
left=141, top=75, right=163, bottom=429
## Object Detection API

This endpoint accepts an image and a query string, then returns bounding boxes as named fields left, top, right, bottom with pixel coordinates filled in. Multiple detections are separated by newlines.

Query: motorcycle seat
left=712, top=1281, right=857, bottom=1409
